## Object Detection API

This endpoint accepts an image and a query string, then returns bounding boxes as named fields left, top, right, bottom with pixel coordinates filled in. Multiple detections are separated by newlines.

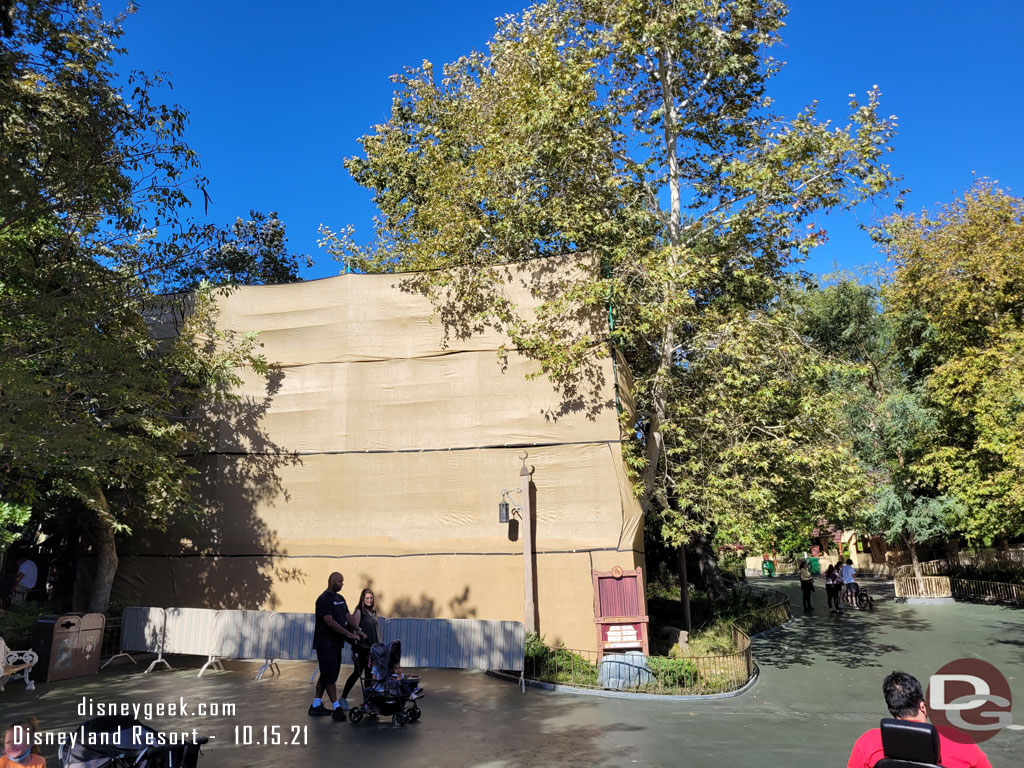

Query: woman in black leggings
left=824, top=563, right=840, bottom=613
left=341, top=588, right=380, bottom=702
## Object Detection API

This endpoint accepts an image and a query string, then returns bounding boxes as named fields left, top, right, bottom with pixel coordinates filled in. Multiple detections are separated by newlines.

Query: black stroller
left=348, top=640, right=422, bottom=727
left=60, top=716, right=207, bottom=768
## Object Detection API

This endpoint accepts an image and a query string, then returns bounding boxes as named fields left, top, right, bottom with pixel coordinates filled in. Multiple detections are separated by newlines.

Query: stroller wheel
left=407, top=705, right=421, bottom=722
left=349, top=708, right=364, bottom=724
left=392, top=712, right=407, bottom=727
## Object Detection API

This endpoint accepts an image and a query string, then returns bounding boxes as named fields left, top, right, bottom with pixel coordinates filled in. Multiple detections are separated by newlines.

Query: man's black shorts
left=316, top=644, right=342, bottom=685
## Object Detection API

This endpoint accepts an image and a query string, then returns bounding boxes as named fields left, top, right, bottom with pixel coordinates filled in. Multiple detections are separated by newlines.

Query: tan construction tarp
left=112, top=257, right=644, bottom=652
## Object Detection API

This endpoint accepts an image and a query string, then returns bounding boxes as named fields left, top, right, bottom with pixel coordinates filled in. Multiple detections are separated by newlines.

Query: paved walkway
left=5, top=578, right=1022, bottom=766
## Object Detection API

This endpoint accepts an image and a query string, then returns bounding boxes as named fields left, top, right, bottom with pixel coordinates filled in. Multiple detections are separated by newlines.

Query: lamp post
left=499, top=452, right=536, bottom=634
left=520, top=456, right=535, bottom=635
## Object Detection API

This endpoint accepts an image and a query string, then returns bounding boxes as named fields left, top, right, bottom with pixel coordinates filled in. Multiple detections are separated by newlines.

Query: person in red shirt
left=848, top=671, right=992, bottom=768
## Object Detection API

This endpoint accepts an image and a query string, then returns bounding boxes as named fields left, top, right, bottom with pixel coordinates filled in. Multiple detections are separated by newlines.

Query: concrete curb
left=749, top=617, right=796, bottom=637
left=485, top=664, right=760, bottom=701
left=899, top=597, right=956, bottom=605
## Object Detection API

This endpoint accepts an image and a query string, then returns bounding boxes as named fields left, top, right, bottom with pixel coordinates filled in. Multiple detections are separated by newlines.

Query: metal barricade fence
left=522, top=583, right=789, bottom=696
left=117, top=607, right=523, bottom=680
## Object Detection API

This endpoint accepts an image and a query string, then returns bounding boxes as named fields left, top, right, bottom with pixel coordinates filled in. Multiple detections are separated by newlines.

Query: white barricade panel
left=120, top=609, right=523, bottom=670
left=162, top=608, right=219, bottom=655
left=472, top=620, right=524, bottom=671
left=380, top=618, right=445, bottom=668
left=265, top=612, right=315, bottom=661
left=381, top=618, right=524, bottom=671
left=213, top=610, right=270, bottom=660
left=120, top=607, right=165, bottom=653
left=263, top=612, right=354, bottom=664
left=439, top=619, right=523, bottom=671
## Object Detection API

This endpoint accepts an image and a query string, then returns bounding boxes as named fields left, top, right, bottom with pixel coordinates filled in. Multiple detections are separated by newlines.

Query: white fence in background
left=116, top=608, right=524, bottom=680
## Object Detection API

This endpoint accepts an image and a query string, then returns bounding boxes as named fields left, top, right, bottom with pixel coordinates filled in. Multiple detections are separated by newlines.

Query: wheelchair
left=876, top=718, right=944, bottom=768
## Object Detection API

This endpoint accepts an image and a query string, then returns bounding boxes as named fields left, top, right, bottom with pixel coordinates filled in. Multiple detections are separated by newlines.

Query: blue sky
left=117, top=1, right=1024, bottom=280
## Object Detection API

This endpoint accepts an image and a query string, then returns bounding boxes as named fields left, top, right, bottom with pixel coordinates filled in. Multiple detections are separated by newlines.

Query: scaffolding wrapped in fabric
left=103, top=256, right=644, bottom=653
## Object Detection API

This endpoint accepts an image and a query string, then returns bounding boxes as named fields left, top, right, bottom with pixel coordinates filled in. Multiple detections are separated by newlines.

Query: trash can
left=32, top=613, right=106, bottom=682
left=761, top=560, right=775, bottom=577
left=74, top=613, right=105, bottom=677
left=809, top=557, right=821, bottom=576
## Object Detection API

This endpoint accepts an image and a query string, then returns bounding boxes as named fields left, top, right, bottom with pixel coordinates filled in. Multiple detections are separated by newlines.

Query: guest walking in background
left=799, top=560, right=815, bottom=612
left=842, top=558, right=857, bottom=608
left=825, top=564, right=841, bottom=614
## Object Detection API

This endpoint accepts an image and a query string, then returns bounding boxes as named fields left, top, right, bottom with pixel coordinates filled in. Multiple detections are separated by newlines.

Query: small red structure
left=592, top=565, right=649, bottom=660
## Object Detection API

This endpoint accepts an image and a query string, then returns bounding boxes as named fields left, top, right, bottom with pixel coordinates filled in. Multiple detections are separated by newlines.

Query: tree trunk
left=904, top=532, right=923, bottom=590
left=692, top=533, right=729, bottom=600
left=678, top=545, right=691, bottom=632
left=87, top=487, right=118, bottom=614
left=640, top=389, right=667, bottom=513
left=636, top=47, right=680, bottom=517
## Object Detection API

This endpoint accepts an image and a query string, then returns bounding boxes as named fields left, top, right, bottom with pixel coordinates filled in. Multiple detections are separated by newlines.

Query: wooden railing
left=893, top=575, right=952, bottom=599
left=895, top=549, right=1024, bottom=580
left=894, top=551, right=1024, bottom=605
left=950, top=579, right=1024, bottom=604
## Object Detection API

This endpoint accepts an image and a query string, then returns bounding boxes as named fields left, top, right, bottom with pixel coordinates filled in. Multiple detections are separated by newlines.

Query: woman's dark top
left=358, top=609, right=379, bottom=647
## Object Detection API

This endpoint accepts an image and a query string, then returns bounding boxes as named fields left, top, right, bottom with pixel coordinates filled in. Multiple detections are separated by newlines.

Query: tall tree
left=171, top=210, right=312, bottom=290
left=802, top=278, right=956, bottom=582
left=652, top=297, right=868, bottom=565
left=321, top=0, right=899, bottom=594
left=883, top=183, right=1024, bottom=544
left=0, top=1, right=267, bottom=611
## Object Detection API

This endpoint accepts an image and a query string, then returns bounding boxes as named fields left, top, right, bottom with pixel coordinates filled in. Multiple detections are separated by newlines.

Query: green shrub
left=523, top=633, right=599, bottom=686
left=524, top=631, right=547, bottom=659
left=683, top=623, right=736, bottom=656
left=646, top=656, right=699, bottom=688
left=0, top=601, right=59, bottom=631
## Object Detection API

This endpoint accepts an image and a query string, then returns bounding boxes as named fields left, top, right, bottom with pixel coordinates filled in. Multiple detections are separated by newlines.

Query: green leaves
left=801, top=275, right=954, bottom=550
left=883, top=183, right=1024, bottom=542
left=170, top=211, right=311, bottom=290
left=0, top=501, right=32, bottom=551
left=324, top=0, right=901, bottom=574
left=0, top=3, right=273, bottom=608
left=653, top=300, right=867, bottom=550
left=803, top=184, right=1024, bottom=551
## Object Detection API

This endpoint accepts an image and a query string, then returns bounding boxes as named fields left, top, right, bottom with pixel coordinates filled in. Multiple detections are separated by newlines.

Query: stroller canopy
left=368, top=640, right=401, bottom=678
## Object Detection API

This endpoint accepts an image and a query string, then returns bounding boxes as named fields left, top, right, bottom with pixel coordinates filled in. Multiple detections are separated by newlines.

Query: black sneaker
left=308, top=705, right=332, bottom=716
left=331, top=707, right=347, bottom=721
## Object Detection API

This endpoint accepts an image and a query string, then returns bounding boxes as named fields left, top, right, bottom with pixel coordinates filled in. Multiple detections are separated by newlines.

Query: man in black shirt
left=310, top=572, right=365, bottom=720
